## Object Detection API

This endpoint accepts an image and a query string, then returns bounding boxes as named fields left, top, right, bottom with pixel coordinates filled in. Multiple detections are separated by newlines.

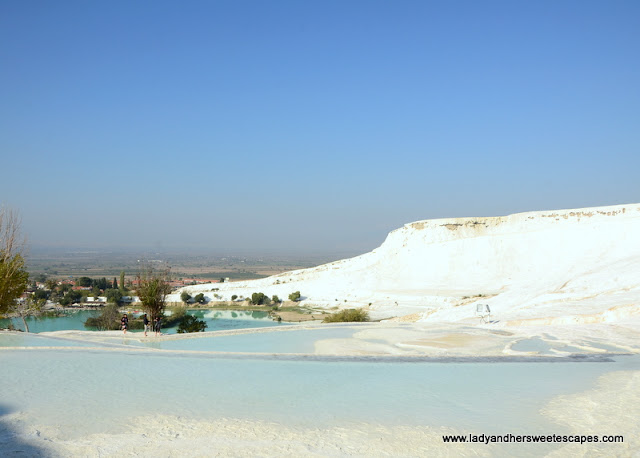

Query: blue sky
left=1, top=0, right=638, bottom=255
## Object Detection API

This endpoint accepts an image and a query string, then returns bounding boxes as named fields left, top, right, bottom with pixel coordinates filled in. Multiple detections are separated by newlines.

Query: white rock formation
left=171, top=203, right=640, bottom=323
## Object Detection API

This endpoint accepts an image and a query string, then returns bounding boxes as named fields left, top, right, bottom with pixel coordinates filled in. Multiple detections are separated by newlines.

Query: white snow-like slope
left=171, top=203, right=640, bottom=323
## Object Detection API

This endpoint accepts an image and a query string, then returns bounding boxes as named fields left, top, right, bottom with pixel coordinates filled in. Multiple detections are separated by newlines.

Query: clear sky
left=1, top=0, right=638, bottom=255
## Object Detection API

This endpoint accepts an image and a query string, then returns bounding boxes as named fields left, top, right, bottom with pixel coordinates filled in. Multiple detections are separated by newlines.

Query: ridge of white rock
left=171, top=203, right=640, bottom=324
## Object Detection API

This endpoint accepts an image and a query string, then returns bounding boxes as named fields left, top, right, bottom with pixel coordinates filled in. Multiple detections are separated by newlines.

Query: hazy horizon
left=25, top=242, right=366, bottom=259
left=2, top=1, right=638, bottom=255
left=23, top=200, right=639, bottom=258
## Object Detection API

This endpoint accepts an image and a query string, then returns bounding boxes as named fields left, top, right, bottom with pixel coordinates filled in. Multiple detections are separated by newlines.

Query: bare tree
left=0, top=206, right=33, bottom=330
left=136, top=262, right=172, bottom=322
left=15, top=296, right=45, bottom=332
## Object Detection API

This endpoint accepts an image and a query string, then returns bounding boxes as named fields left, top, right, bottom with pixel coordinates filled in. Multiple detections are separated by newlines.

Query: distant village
left=21, top=274, right=228, bottom=308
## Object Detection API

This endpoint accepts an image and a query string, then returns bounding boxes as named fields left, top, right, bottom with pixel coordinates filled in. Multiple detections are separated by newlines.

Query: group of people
left=120, top=313, right=162, bottom=337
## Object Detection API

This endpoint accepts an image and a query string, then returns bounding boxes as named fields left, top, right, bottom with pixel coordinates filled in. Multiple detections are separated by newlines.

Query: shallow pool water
left=139, top=326, right=357, bottom=353
left=1, top=328, right=639, bottom=457
left=0, top=333, right=95, bottom=348
left=0, top=311, right=99, bottom=333
left=186, top=309, right=285, bottom=333
left=2, top=348, right=636, bottom=440
left=511, top=337, right=554, bottom=353
left=0, top=309, right=285, bottom=334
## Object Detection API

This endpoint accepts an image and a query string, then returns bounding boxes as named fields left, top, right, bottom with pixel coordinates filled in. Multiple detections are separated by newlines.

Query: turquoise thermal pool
left=1, top=347, right=636, bottom=436
left=0, top=309, right=284, bottom=334
left=0, top=325, right=360, bottom=353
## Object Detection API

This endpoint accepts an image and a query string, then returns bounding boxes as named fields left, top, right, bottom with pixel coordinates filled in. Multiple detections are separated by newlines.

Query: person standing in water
left=121, top=314, right=128, bottom=334
left=154, top=316, right=162, bottom=336
left=142, top=313, right=150, bottom=337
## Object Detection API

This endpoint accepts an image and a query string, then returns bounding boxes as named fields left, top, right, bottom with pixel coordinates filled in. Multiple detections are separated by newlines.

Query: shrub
left=84, top=303, right=118, bottom=330
left=322, top=308, right=369, bottom=323
left=231, top=295, right=238, bottom=301
left=180, top=291, right=192, bottom=304
left=177, top=315, right=208, bottom=333
left=271, top=295, right=280, bottom=304
left=194, top=293, right=206, bottom=304
left=84, top=303, right=144, bottom=330
left=288, top=291, right=301, bottom=302
left=251, top=292, right=271, bottom=305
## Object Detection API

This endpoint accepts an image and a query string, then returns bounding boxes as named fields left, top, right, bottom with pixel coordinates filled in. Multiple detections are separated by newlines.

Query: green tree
left=0, top=207, right=30, bottom=326
left=113, top=277, right=118, bottom=289
left=77, top=277, right=93, bottom=287
left=120, top=271, right=126, bottom=292
left=105, top=288, right=123, bottom=305
left=180, top=291, right=192, bottom=304
left=95, top=277, right=108, bottom=290
left=59, top=283, right=72, bottom=294
left=136, top=263, right=172, bottom=322
left=288, top=291, right=301, bottom=302
left=272, top=295, right=281, bottom=304
left=33, top=289, right=49, bottom=301
left=67, top=290, right=82, bottom=304
left=194, top=293, right=206, bottom=304
left=0, top=253, right=29, bottom=315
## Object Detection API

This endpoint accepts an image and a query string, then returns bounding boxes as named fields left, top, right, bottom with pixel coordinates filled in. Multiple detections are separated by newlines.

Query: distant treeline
left=77, top=276, right=114, bottom=289
left=180, top=272, right=266, bottom=280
